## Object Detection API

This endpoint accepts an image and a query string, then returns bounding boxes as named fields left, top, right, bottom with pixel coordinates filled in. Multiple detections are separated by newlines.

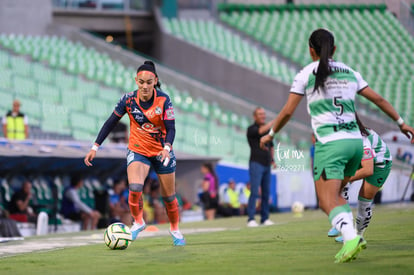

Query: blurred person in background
left=199, top=162, right=219, bottom=220
left=2, top=99, right=29, bottom=140
left=108, top=178, right=130, bottom=225
left=247, top=107, right=276, bottom=227
left=239, top=182, right=251, bottom=215
left=8, top=181, right=37, bottom=223
left=61, top=176, right=101, bottom=230
left=222, top=179, right=241, bottom=216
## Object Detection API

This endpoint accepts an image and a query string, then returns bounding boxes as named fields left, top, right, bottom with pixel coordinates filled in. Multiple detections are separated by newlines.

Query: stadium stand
left=0, top=34, right=288, bottom=165
left=162, top=17, right=297, bottom=84
left=218, top=3, right=414, bottom=125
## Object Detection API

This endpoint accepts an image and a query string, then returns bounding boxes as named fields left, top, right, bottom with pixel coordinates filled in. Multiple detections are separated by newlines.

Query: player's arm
left=84, top=112, right=122, bottom=166
left=349, top=158, right=374, bottom=182
left=258, top=117, right=278, bottom=135
left=158, top=99, right=175, bottom=165
left=85, top=95, right=127, bottom=166
left=260, top=93, right=303, bottom=149
left=359, top=87, right=414, bottom=143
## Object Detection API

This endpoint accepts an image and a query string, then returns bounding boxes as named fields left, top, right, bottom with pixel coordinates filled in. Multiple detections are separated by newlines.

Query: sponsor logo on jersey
left=131, top=108, right=142, bottom=114
left=155, top=106, right=162, bottom=115
left=135, top=114, right=144, bottom=122
left=165, top=108, right=175, bottom=120
left=141, top=122, right=161, bottom=133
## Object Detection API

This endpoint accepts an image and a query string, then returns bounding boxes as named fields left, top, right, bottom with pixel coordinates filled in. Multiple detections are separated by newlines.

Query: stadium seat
left=218, top=3, right=414, bottom=125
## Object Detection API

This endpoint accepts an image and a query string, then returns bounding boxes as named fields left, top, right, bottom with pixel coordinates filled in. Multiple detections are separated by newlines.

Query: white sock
left=341, top=183, right=350, bottom=202
left=356, top=197, right=373, bottom=236
left=331, top=212, right=357, bottom=242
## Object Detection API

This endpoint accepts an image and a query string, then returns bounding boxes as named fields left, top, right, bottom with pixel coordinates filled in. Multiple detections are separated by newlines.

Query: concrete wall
left=52, top=9, right=154, bottom=32
left=0, top=0, right=52, bottom=35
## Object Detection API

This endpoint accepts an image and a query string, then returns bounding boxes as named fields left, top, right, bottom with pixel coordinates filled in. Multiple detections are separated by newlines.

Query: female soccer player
left=260, top=29, right=414, bottom=263
left=331, top=113, right=393, bottom=244
left=84, top=61, right=185, bottom=246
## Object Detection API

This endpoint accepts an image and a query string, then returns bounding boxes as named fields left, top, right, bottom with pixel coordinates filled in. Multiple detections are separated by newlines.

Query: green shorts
left=313, top=139, right=363, bottom=181
left=365, top=161, right=392, bottom=187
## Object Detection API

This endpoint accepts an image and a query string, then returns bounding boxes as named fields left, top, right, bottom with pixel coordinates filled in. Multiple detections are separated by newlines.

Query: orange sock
left=129, top=191, right=144, bottom=225
left=163, top=197, right=180, bottom=231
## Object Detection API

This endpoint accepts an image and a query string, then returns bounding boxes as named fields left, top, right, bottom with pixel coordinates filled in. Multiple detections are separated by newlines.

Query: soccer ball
left=104, top=222, right=132, bottom=250
left=291, top=201, right=305, bottom=216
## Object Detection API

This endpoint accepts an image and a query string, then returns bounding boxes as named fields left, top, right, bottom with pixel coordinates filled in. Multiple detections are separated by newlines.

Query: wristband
left=268, top=128, right=275, bottom=137
left=396, top=117, right=404, bottom=126
left=163, top=144, right=171, bottom=152
left=91, top=144, right=99, bottom=151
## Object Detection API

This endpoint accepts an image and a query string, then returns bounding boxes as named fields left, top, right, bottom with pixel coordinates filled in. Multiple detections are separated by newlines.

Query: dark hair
left=355, top=112, right=370, bottom=137
left=202, top=162, right=219, bottom=191
left=137, top=60, right=161, bottom=89
left=70, top=175, right=83, bottom=187
left=309, top=29, right=335, bottom=92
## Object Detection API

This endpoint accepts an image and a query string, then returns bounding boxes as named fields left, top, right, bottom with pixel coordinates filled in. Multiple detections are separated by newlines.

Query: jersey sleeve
left=290, top=69, right=307, bottom=95
left=354, top=71, right=368, bottom=92
left=163, top=95, right=175, bottom=121
left=362, top=137, right=374, bottom=161
left=114, top=94, right=127, bottom=117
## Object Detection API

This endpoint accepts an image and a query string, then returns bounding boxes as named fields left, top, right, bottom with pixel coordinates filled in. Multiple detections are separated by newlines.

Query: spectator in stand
left=2, top=99, right=29, bottom=140
left=108, top=178, right=130, bottom=225
left=61, top=176, right=101, bottom=230
left=239, top=182, right=251, bottom=216
left=199, top=162, right=219, bottom=220
left=8, top=181, right=37, bottom=223
left=222, top=179, right=241, bottom=216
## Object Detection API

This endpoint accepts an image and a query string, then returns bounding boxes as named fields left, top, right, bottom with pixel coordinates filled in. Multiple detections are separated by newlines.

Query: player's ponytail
left=137, top=60, right=162, bottom=89
left=355, top=112, right=370, bottom=137
left=309, top=29, right=335, bottom=92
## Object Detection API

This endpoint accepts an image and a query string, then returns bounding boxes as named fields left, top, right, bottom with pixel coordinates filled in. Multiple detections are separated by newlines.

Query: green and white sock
left=329, top=204, right=357, bottom=242
left=356, top=196, right=373, bottom=236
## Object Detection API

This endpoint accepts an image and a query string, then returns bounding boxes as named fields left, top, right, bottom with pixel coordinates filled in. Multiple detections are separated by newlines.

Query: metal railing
left=52, top=0, right=153, bottom=11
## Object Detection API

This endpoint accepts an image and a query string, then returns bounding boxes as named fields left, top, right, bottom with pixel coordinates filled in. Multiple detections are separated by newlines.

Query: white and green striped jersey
left=290, top=60, right=368, bottom=144
left=366, top=129, right=392, bottom=165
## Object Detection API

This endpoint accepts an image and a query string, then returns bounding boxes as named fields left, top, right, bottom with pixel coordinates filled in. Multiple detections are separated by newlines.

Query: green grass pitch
left=1, top=204, right=414, bottom=274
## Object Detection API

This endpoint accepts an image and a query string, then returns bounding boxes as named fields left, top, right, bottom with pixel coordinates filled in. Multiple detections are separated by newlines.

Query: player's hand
left=399, top=123, right=414, bottom=143
left=158, top=148, right=170, bottom=166
left=84, top=150, right=96, bottom=166
left=271, top=161, right=277, bottom=169
left=260, top=134, right=273, bottom=150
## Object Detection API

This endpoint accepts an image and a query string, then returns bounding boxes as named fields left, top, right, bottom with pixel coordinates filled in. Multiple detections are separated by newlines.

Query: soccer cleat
left=262, top=219, right=275, bottom=226
left=335, top=236, right=344, bottom=243
left=360, top=237, right=367, bottom=250
left=130, top=222, right=146, bottom=241
left=328, top=227, right=340, bottom=237
left=247, top=220, right=259, bottom=227
left=169, top=229, right=186, bottom=246
left=335, top=236, right=364, bottom=263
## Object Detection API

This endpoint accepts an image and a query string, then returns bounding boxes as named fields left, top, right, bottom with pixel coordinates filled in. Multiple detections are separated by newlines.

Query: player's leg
left=329, top=181, right=351, bottom=238
left=154, top=151, right=185, bottom=246
left=158, top=172, right=186, bottom=246
left=127, top=151, right=151, bottom=240
left=314, top=139, right=363, bottom=262
left=356, top=161, right=391, bottom=238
